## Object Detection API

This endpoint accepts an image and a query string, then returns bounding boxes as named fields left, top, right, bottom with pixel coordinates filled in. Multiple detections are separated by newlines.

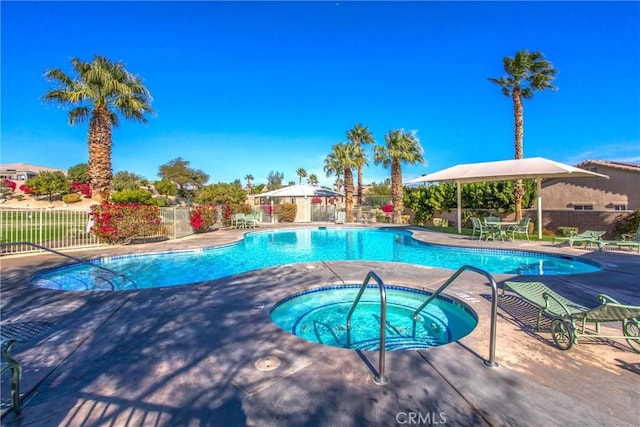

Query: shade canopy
left=406, top=157, right=609, bottom=185
left=404, top=157, right=609, bottom=238
left=257, top=184, right=344, bottom=198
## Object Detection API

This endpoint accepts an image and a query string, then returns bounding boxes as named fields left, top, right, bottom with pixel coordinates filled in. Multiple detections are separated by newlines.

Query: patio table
left=484, top=221, right=519, bottom=241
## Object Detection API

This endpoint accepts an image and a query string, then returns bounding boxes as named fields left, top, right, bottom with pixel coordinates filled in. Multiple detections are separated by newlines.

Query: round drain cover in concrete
left=255, top=356, right=281, bottom=371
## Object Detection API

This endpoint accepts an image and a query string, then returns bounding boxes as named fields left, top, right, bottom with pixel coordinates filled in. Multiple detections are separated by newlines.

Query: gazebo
left=249, top=184, right=344, bottom=223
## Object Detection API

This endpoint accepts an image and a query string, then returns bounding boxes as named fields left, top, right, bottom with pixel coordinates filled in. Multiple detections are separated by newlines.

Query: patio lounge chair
left=503, top=281, right=640, bottom=352
left=551, top=230, right=605, bottom=248
left=1, top=339, right=22, bottom=414
left=591, top=224, right=640, bottom=253
left=335, top=211, right=346, bottom=224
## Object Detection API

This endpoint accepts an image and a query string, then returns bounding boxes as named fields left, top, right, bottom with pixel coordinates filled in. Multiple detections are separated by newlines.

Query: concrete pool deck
left=1, top=224, right=638, bottom=426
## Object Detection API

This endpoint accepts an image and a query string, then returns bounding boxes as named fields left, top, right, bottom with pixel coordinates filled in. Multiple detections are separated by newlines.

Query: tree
left=374, top=129, right=425, bottom=223
left=24, top=171, right=70, bottom=202
left=296, top=168, right=308, bottom=185
left=244, top=174, right=254, bottom=193
left=154, top=179, right=178, bottom=197
left=158, top=157, right=209, bottom=197
left=267, top=171, right=284, bottom=190
left=489, top=50, right=557, bottom=220
left=112, top=171, right=145, bottom=192
left=325, top=142, right=361, bottom=222
left=67, top=163, right=89, bottom=183
left=323, top=152, right=344, bottom=192
left=346, top=124, right=374, bottom=206
left=195, top=181, right=247, bottom=205
left=43, top=55, right=153, bottom=202
left=307, top=174, right=319, bottom=186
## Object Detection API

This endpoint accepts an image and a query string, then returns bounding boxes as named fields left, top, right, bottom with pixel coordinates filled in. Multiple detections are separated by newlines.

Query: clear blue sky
left=2, top=1, right=639, bottom=188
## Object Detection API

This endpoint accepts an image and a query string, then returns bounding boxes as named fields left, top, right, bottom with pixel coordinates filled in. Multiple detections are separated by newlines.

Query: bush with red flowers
left=71, top=181, right=92, bottom=197
left=19, top=184, right=33, bottom=194
left=311, top=197, right=322, bottom=204
left=90, top=202, right=166, bottom=244
left=2, top=179, right=17, bottom=191
left=190, top=204, right=219, bottom=233
left=381, top=204, right=394, bottom=213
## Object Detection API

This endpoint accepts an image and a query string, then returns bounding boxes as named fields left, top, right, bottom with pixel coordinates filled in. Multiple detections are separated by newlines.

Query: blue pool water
left=31, top=228, right=600, bottom=291
left=270, top=285, right=478, bottom=351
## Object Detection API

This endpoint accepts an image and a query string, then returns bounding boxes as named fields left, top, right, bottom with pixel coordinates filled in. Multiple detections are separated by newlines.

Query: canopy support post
left=537, top=178, right=542, bottom=239
left=457, top=181, right=462, bottom=234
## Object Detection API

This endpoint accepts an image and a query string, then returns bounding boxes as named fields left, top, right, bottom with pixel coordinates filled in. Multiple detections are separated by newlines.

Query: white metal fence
left=1, top=207, right=197, bottom=255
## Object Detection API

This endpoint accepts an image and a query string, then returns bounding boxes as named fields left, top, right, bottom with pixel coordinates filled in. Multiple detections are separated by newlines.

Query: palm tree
left=325, top=143, right=360, bottom=222
left=296, top=168, right=308, bottom=185
left=489, top=50, right=557, bottom=220
left=346, top=124, right=374, bottom=206
left=244, top=174, right=254, bottom=193
left=43, top=55, right=153, bottom=202
left=307, top=174, right=319, bottom=186
left=373, top=129, right=424, bottom=224
left=324, top=152, right=344, bottom=192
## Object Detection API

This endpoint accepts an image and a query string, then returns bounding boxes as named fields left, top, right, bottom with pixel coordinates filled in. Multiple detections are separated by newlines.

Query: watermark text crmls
left=396, top=411, right=448, bottom=425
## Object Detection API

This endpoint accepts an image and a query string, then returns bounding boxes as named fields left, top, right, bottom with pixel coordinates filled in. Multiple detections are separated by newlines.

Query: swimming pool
left=270, top=285, right=478, bottom=351
left=31, top=227, right=601, bottom=291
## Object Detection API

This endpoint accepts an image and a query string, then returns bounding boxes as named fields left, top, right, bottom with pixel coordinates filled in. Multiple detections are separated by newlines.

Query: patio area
left=1, top=225, right=638, bottom=426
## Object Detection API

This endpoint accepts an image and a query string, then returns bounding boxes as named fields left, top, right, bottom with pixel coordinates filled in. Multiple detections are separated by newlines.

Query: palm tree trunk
left=88, top=106, right=113, bottom=202
left=357, top=166, right=363, bottom=206
left=512, top=89, right=525, bottom=221
left=391, top=159, right=403, bottom=224
left=344, top=168, right=354, bottom=223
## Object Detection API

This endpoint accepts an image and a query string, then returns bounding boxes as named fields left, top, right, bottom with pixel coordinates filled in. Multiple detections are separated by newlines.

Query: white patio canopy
left=257, top=184, right=344, bottom=198
left=405, top=157, right=609, bottom=239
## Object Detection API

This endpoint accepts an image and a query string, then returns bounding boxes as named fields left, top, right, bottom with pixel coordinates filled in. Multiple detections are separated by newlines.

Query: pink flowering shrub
left=311, top=197, right=322, bottom=204
left=2, top=179, right=17, bottom=191
left=71, top=181, right=92, bottom=197
left=19, top=184, right=33, bottom=194
left=90, top=202, right=166, bottom=244
left=190, top=204, right=219, bottom=233
left=381, top=204, right=394, bottom=213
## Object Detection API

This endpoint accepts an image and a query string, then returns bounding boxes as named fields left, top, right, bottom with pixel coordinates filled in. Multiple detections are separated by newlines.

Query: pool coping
left=1, top=224, right=639, bottom=426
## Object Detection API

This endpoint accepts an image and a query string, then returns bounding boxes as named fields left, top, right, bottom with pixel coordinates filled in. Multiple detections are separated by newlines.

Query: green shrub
left=111, top=189, right=154, bottom=205
left=62, top=193, right=82, bottom=204
left=556, top=226, right=578, bottom=237
left=613, top=210, right=640, bottom=237
left=273, top=203, right=297, bottom=222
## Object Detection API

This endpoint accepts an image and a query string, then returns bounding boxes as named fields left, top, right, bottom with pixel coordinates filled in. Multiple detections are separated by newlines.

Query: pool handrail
left=412, top=265, right=499, bottom=368
left=346, top=270, right=389, bottom=385
left=1, top=241, right=137, bottom=290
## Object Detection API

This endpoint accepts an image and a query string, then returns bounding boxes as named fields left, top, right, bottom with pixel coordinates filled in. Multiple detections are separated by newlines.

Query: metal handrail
left=346, top=271, right=389, bottom=385
left=0, top=241, right=137, bottom=290
left=412, top=265, right=499, bottom=368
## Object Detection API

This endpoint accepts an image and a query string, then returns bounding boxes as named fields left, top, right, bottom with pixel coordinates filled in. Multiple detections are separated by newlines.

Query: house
left=530, top=160, right=639, bottom=235
left=540, top=160, right=639, bottom=211
left=248, top=184, right=344, bottom=223
left=0, top=163, right=66, bottom=182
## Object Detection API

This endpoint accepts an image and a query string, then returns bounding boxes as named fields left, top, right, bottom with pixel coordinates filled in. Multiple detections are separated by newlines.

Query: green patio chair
left=551, top=230, right=605, bottom=248
left=231, top=213, right=246, bottom=228
left=470, top=217, right=490, bottom=240
left=503, top=281, right=640, bottom=352
left=508, top=217, right=531, bottom=241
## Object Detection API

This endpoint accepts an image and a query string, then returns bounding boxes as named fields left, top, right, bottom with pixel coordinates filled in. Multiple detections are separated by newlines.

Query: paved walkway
left=1, top=225, right=639, bottom=426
